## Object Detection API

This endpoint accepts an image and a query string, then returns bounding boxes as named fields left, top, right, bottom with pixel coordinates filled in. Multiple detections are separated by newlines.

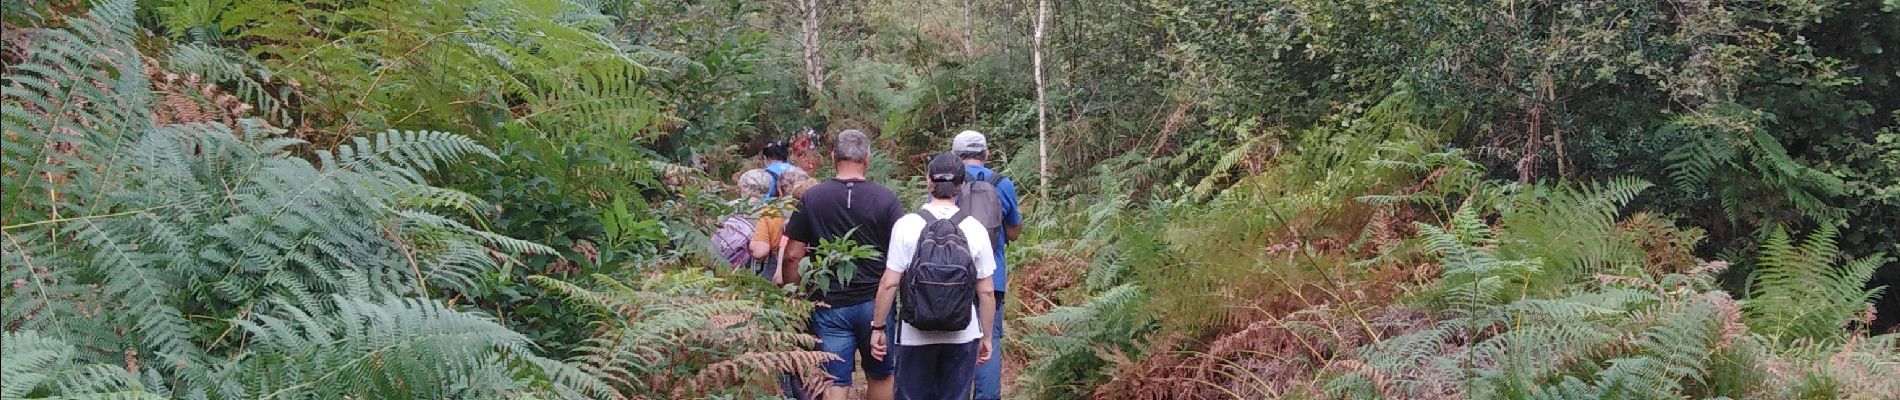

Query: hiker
left=781, top=130, right=906, bottom=400
left=753, top=176, right=817, bottom=284
left=764, top=139, right=810, bottom=200
left=868, top=153, right=998, bottom=400
left=949, top=130, right=1021, bottom=400
left=712, top=169, right=775, bottom=272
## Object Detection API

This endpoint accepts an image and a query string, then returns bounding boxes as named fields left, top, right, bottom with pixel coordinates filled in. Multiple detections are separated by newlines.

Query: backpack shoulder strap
left=949, top=209, right=972, bottom=225
left=984, top=173, right=1004, bottom=186
left=912, top=209, right=938, bottom=224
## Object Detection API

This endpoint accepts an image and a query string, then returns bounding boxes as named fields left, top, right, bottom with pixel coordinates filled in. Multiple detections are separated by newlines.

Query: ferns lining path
left=4, top=0, right=1897, bottom=399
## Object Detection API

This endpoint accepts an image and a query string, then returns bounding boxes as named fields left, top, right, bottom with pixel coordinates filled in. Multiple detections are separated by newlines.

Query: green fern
left=231, top=296, right=616, bottom=399
left=1, top=330, right=162, bottom=399
left=2, top=2, right=594, bottom=397
left=1589, top=293, right=1744, bottom=399
left=1019, top=284, right=1156, bottom=400
left=1661, top=103, right=1846, bottom=225
left=1, top=0, right=148, bottom=224
left=1495, top=177, right=1655, bottom=292
left=1743, top=223, right=1886, bottom=345
left=529, top=272, right=828, bottom=397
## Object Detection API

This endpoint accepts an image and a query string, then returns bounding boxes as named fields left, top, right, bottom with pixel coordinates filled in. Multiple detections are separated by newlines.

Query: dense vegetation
left=2, top=0, right=1895, bottom=399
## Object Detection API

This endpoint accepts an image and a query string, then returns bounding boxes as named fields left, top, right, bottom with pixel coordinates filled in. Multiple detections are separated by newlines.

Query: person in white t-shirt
left=869, top=153, right=997, bottom=400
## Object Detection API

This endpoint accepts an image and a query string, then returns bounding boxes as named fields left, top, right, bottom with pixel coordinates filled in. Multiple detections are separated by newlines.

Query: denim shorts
left=811, top=300, right=894, bottom=386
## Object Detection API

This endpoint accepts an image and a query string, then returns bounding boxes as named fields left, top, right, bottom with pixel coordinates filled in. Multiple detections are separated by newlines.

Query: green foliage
left=1, top=330, right=162, bottom=400
left=1324, top=177, right=1894, bottom=400
left=10, top=0, right=1899, bottom=398
left=232, top=296, right=614, bottom=399
left=1744, top=223, right=1886, bottom=345
left=1, top=2, right=603, bottom=397
left=802, top=228, right=881, bottom=296
left=1017, top=284, right=1156, bottom=400
left=1662, top=104, right=1847, bottom=225
left=530, top=271, right=832, bottom=398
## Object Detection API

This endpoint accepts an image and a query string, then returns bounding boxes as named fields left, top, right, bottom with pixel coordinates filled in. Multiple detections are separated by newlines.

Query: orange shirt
left=752, top=217, right=787, bottom=252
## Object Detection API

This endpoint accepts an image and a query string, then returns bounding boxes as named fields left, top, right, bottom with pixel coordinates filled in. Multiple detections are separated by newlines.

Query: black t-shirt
left=784, top=178, right=905, bottom=307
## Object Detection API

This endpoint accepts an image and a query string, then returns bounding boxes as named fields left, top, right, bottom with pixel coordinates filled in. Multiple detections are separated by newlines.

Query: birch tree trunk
left=797, top=0, right=825, bottom=96
left=960, top=0, right=973, bottom=53
left=1033, top=0, right=1049, bottom=194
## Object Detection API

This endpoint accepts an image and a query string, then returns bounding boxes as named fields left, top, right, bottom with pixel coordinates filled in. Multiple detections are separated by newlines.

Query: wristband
left=871, top=323, right=887, bottom=331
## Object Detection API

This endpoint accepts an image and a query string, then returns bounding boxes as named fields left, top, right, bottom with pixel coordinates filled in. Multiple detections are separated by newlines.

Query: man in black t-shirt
left=781, top=129, right=903, bottom=400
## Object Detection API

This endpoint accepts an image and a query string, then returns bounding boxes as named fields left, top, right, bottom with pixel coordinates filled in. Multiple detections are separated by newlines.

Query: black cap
left=927, top=152, right=965, bottom=183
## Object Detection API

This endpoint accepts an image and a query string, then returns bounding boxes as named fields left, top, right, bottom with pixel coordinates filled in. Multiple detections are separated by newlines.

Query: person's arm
left=780, top=240, right=808, bottom=285
left=962, top=217, right=998, bottom=363
left=1001, top=177, right=1024, bottom=241
left=869, top=268, right=902, bottom=360
left=975, top=277, right=996, bottom=364
left=781, top=203, right=814, bottom=286
left=749, top=229, right=773, bottom=260
left=871, top=216, right=917, bottom=361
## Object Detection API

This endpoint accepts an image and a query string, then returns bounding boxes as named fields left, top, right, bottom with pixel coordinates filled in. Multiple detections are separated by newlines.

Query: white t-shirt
left=886, top=203, right=996, bottom=346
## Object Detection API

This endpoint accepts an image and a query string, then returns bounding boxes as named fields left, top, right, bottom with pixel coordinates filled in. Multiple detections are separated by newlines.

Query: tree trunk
left=960, top=0, right=973, bottom=53
left=798, top=0, right=825, bottom=96
left=1034, top=0, right=1049, bottom=194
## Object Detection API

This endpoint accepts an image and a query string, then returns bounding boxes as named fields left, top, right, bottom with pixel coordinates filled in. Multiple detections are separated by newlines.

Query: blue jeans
left=812, top=300, right=894, bottom=386
left=893, top=340, right=979, bottom=400
left=973, top=292, right=1004, bottom=399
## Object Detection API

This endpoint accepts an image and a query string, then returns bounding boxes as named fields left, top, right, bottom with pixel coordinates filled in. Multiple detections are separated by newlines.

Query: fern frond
left=1744, top=223, right=1885, bottom=345
left=1, top=0, right=151, bottom=223
left=1, top=330, right=160, bottom=399
left=234, top=296, right=608, bottom=399
left=676, top=351, right=840, bottom=398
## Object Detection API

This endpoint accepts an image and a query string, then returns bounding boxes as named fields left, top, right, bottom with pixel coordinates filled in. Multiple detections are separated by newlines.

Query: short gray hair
left=833, top=129, right=871, bottom=163
left=956, top=150, right=986, bottom=161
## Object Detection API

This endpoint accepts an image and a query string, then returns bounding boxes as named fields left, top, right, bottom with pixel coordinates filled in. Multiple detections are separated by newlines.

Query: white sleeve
left=961, top=219, right=996, bottom=279
left=885, top=215, right=920, bottom=273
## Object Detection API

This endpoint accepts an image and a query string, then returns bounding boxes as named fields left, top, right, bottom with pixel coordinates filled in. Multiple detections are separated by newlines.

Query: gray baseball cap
left=952, top=130, right=987, bottom=154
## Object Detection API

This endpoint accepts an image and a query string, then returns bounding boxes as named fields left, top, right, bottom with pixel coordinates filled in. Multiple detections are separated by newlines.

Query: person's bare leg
left=867, top=376, right=894, bottom=400
left=822, top=386, right=849, bottom=400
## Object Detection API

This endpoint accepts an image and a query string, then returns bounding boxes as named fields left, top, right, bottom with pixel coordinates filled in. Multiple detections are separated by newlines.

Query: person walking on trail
left=712, top=169, right=775, bottom=273
left=869, top=153, right=998, bottom=400
left=781, top=130, right=906, bottom=400
left=949, top=130, right=1022, bottom=400
left=763, top=139, right=810, bottom=201
left=753, top=177, right=816, bottom=284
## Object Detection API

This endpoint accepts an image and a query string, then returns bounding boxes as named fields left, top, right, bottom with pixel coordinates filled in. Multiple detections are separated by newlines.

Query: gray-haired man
left=781, top=130, right=905, bottom=400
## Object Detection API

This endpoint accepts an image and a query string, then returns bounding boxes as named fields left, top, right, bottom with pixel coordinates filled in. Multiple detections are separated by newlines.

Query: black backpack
left=899, top=210, right=979, bottom=331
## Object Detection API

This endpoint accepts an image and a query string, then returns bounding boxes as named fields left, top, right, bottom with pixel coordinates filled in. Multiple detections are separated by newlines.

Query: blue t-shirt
left=961, top=164, right=1021, bottom=292
left=764, top=161, right=793, bottom=199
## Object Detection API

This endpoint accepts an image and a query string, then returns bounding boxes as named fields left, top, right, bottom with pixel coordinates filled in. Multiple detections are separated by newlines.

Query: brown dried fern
left=674, top=350, right=839, bottom=398
left=145, top=60, right=250, bottom=127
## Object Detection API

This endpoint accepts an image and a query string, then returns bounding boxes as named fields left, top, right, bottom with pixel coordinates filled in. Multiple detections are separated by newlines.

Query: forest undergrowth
left=1002, top=92, right=1898, bottom=399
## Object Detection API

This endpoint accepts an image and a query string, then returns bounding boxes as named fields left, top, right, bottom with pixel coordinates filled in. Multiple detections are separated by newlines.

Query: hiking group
left=714, top=129, right=1023, bottom=400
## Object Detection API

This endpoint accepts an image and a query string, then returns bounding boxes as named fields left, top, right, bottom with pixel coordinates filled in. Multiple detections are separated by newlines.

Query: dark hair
left=763, top=140, right=790, bottom=161
left=930, top=180, right=961, bottom=199
left=956, top=150, right=986, bottom=161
